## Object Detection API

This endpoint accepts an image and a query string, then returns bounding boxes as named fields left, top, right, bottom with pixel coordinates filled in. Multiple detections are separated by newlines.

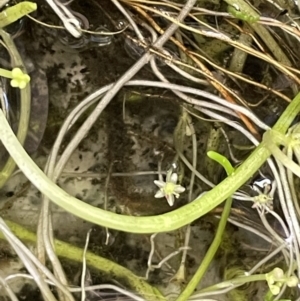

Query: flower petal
left=10, top=79, right=18, bottom=88
left=154, top=180, right=165, bottom=189
left=24, top=74, right=30, bottom=83
left=170, top=172, right=178, bottom=184
left=272, top=268, right=284, bottom=281
left=286, top=276, right=299, bottom=287
left=166, top=193, right=175, bottom=206
left=19, top=81, right=26, bottom=89
left=269, top=284, right=280, bottom=295
left=174, top=185, right=185, bottom=194
left=12, top=67, right=22, bottom=77
left=154, top=190, right=165, bottom=198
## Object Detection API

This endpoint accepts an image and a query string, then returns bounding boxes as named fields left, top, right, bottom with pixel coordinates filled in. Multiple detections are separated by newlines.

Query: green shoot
left=207, top=150, right=235, bottom=176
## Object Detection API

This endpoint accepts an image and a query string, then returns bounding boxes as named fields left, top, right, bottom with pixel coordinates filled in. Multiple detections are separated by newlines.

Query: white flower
left=154, top=170, right=185, bottom=206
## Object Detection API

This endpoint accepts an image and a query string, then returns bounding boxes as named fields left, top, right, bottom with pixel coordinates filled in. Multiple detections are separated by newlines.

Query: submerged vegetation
left=1, top=0, right=300, bottom=300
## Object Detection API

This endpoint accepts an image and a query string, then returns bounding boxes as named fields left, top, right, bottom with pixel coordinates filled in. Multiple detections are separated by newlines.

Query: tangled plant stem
left=1, top=219, right=165, bottom=301
left=0, top=92, right=300, bottom=233
left=2, top=2, right=300, bottom=301
left=0, top=30, right=31, bottom=189
left=263, top=129, right=300, bottom=178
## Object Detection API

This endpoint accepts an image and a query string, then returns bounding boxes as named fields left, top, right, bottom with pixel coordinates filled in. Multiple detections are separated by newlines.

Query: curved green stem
left=198, top=274, right=266, bottom=293
left=3, top=220, right=165, bottom=301
left=0, top=91, right=299, bottom=233
left=0, top=30, right=31, bottom=188
left=207, top=151, right=235, bottom=176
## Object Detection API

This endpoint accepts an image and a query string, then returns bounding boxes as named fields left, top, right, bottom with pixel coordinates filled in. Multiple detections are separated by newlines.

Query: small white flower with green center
left=154, top=170, right=185, bottom=206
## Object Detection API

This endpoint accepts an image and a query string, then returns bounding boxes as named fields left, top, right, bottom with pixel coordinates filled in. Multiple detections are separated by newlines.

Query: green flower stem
left=0, top=91, right=299, bottom=233
left=176, top=195, right=233, bottom=301
left=2, top=219, right=166, bottom=301
left=0, top=68, right=13, bottom=78
left=198, top=274, right=266, bottom=293
left=0, top=30, right=31, bottom=189
left=264, top=290, right=275, bottom=301
left=176, top=152, right=234, bottom=301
